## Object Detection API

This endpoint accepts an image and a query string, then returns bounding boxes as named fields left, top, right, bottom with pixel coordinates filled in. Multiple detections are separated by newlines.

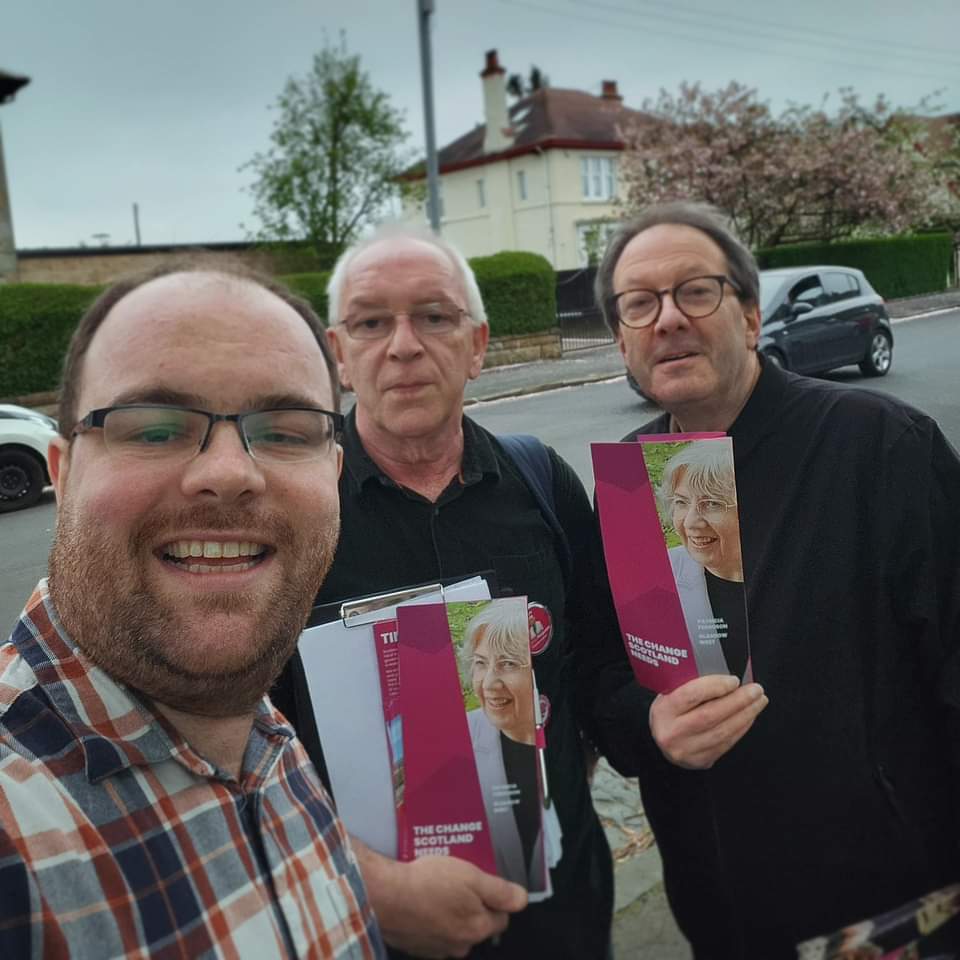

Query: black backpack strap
left=498, top=433, right=573, bottom=589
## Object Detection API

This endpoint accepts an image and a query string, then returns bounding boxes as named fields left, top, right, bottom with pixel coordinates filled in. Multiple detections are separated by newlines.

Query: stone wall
left=483, top=330, right=562, bottom=368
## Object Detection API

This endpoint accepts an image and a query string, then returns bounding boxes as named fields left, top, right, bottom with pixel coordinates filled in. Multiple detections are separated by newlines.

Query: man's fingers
left=662, top=674, right=741, bottom=713
left=686, top=693, right=768, bottom=765
left=660, top=690, right=769, bottom=768
left=683, top=682, right=766, bottom=732
left=474, top=874, right=528, bottom=913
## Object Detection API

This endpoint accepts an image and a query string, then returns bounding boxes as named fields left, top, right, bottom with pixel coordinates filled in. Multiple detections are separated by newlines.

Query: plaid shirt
left=0, top=581, right=384, bottom=960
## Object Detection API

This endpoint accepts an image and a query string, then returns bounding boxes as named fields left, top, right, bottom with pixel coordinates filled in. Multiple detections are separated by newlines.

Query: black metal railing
left=556, top=267, right=614, bottom=351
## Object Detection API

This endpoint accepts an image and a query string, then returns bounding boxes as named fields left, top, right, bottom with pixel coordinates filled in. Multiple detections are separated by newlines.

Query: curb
left=465, top=371, right=625, bottom=406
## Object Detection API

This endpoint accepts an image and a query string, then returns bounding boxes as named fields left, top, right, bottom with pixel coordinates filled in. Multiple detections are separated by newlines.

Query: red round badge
left=527, top=603, right=553, bottom=656
left=538, top=693, right=551, bottom=728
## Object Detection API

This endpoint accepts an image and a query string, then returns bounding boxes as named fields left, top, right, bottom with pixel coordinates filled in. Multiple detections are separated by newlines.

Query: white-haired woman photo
left=458, top=599, right=545, bottom=891
left=658, top=441, right=750, bottom=681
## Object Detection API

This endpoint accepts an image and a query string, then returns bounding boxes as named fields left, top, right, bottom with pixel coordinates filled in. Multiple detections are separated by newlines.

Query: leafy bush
left=0, top=283, right=102, bottom=398
left=281, top=271, right=331, bottom=321
left=469, top=251, right=556, bottom=336
left=0, top=250, right=559, bottom=399
left=755, top=233, right=955, bottom=299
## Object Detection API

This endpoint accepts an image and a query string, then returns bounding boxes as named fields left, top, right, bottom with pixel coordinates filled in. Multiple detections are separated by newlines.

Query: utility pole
left=0, top=70, right=30, bottom=282
left=132, top=202, right=141, bottom=246
left=416, top=0, right=441, bottom=233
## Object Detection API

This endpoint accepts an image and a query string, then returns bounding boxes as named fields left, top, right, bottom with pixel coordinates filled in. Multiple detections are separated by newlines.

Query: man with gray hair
left=582, top=201, right=960, bottom=957
left=275, top=226, right=617, bottom=958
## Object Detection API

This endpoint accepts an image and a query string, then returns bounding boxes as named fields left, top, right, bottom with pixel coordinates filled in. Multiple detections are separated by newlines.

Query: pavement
left=462, top=287, right=960, bottom=958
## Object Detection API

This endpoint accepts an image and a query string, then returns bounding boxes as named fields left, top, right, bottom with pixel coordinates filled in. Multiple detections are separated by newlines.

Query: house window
left=477, top=179, right=486, bottom=209
left=580, top=156, right=617, bottom=200
left=517, top=170, right=528, bottom=201
left=577, top=221, right=618, bottom=266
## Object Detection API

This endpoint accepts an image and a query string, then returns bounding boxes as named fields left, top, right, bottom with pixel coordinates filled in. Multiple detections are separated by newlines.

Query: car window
left=789, top=276, right=826, bottom=308
left=824, top=272, right=859, bottom=302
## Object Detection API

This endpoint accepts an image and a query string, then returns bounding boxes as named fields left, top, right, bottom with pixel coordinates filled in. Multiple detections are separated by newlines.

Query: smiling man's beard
left=48, top=501, right=339, bottom=717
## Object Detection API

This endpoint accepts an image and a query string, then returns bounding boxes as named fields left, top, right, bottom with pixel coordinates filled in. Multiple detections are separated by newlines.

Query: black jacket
left=581, top=358, right=960, bottom=958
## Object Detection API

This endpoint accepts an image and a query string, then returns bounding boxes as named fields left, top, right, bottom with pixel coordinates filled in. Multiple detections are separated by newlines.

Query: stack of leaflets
left=592, top=434, right=752, bottom=695
left=380, top=598, right=556, bottom=898
left=298, top=585, right=558, bottom=896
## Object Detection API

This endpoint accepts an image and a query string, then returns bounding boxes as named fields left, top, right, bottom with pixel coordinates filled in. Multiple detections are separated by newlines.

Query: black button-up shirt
left=276, top=410, right=616, bottom=959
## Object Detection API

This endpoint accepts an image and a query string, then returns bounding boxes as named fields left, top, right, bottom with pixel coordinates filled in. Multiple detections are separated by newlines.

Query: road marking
left=891, top=306, right=960, bottom=325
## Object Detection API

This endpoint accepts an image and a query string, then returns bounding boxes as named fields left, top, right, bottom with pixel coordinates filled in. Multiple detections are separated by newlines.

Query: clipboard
left=297, top=576, right=493, bottom=857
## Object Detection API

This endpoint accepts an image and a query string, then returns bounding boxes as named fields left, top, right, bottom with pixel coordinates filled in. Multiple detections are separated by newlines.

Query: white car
left=0, top=404, right=58, bottom=513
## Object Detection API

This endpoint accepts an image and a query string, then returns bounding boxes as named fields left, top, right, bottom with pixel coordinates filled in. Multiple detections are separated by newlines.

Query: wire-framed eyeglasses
left=341, top=301, right=470, bottom=340
left=72, top=404, right=343, bottom=464
left=613, top=275, right=742, bottom=329
left=670, top=495, right=737, bottom=523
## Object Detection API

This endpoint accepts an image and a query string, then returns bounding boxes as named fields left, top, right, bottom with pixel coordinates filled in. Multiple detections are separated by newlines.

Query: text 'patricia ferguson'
left=412, top=822, right=484, bottom=858
left=626, top=633, right=691, bottom=668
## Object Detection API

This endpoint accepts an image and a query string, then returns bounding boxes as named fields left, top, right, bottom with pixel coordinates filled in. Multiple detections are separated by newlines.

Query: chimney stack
left=481, top=50, right=512, bottom=154
left=601, top=80, right=622, bottom=102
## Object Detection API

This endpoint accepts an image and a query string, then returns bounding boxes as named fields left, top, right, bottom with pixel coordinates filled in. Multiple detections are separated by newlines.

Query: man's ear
left=467, top=322, right=490, bottom=380
left=616, top=329, right=627, bottom=360
left=743, top=302, right=761, bottom=349
left=335, top=443, right=343, bottom=479
left=326, top=327, right=352, bottom=392
left=48, top=436, right=70, bottom=503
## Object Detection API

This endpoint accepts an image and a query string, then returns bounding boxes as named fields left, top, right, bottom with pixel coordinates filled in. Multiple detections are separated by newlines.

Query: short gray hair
left=594, top=201, right=760, bottom=336
left=326, top=224, right=488, bottom=328
left=459, top=600, right=530, bottom=675
left=658, top=441, right=737, bottom=521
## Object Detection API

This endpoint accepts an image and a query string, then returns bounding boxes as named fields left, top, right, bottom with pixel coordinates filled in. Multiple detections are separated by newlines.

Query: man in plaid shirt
left=0, top=264, right=383, bottom=959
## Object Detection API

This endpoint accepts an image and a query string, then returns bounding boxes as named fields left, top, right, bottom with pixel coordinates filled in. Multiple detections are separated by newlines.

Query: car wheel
left=0, top=449, right=45, bottom=513
left=859, top=331, right=892, bottom=377
left=763, top=349, right=786, bottom=370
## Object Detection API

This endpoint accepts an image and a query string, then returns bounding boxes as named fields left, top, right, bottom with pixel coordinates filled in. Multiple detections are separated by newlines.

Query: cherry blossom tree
left=618, top=82, right=958, bottom=248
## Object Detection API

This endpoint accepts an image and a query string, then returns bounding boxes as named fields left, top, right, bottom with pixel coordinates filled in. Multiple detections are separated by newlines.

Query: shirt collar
left=341, top=406, right=501, bottom=497
left=7, top=581, right=294, bottom=785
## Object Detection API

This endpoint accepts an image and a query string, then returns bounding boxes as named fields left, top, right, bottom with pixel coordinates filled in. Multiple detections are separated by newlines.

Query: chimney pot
left=481, top=49, right=505, bottom=78
left=601, top=80, right=622, bottom=101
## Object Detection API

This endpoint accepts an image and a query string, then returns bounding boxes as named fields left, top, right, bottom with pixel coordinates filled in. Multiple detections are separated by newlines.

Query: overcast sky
left=3, top=0, right=958, bottom=250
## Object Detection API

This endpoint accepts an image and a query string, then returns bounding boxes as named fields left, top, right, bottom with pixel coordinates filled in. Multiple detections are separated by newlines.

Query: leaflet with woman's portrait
left=388, top=597, right=556, bottom=897
left=592, top=435, right=752, bottom=695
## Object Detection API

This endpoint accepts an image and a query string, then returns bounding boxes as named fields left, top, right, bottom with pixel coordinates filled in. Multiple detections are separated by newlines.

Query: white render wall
left=399, top=147, right=624, bottom=270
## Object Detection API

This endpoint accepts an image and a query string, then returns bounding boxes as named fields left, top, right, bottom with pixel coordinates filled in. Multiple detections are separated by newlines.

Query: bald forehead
left=348, top=237, right=459, bottom=276
left=98, top=271, right=306, bottom=336
left=79, top=271, right=331, bottom=411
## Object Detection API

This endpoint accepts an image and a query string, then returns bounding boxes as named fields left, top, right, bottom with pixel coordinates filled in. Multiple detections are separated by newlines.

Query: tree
left=618, top=82, right=959, bottom=248
left=243, top=38, right=410, bottom=256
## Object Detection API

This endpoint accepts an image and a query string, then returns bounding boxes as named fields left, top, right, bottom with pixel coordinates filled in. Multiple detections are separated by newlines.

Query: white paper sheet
left=297, top=577, right=491, bottom=856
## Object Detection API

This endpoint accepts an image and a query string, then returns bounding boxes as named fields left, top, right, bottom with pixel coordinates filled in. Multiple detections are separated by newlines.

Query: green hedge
left=0, top=251, right=557, bottom=398
left=0, top=283, right=102, bottom=398
left=281, top=271, right=331, bottom=320
left=755, top=233, right=955, bottom=300
left=469, top=251, right=556, bottom=337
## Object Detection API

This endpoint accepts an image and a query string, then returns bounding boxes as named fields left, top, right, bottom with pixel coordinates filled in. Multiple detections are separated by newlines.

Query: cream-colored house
left=400, top=51, right=646, bottom=270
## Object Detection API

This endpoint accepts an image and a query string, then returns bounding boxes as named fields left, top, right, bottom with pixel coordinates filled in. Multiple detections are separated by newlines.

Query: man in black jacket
left=274, top=226, right=616, bottom=959
left=586, top=201, right=960, bottom=958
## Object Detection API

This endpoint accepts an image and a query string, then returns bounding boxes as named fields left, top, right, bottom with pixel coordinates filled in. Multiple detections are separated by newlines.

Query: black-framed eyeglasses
left=612, top=275, right=742, bottom=329
left=72, top=405, right=343, bottom=464
left=341, top=301, right=470, bottom=340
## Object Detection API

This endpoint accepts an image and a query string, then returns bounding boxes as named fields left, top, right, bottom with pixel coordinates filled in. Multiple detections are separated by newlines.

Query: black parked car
left=758, top=266, right=893, bottom=377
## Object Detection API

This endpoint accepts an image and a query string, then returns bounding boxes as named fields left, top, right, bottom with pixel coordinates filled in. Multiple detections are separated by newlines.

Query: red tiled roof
left=408, top=86, right=649, bottom=178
